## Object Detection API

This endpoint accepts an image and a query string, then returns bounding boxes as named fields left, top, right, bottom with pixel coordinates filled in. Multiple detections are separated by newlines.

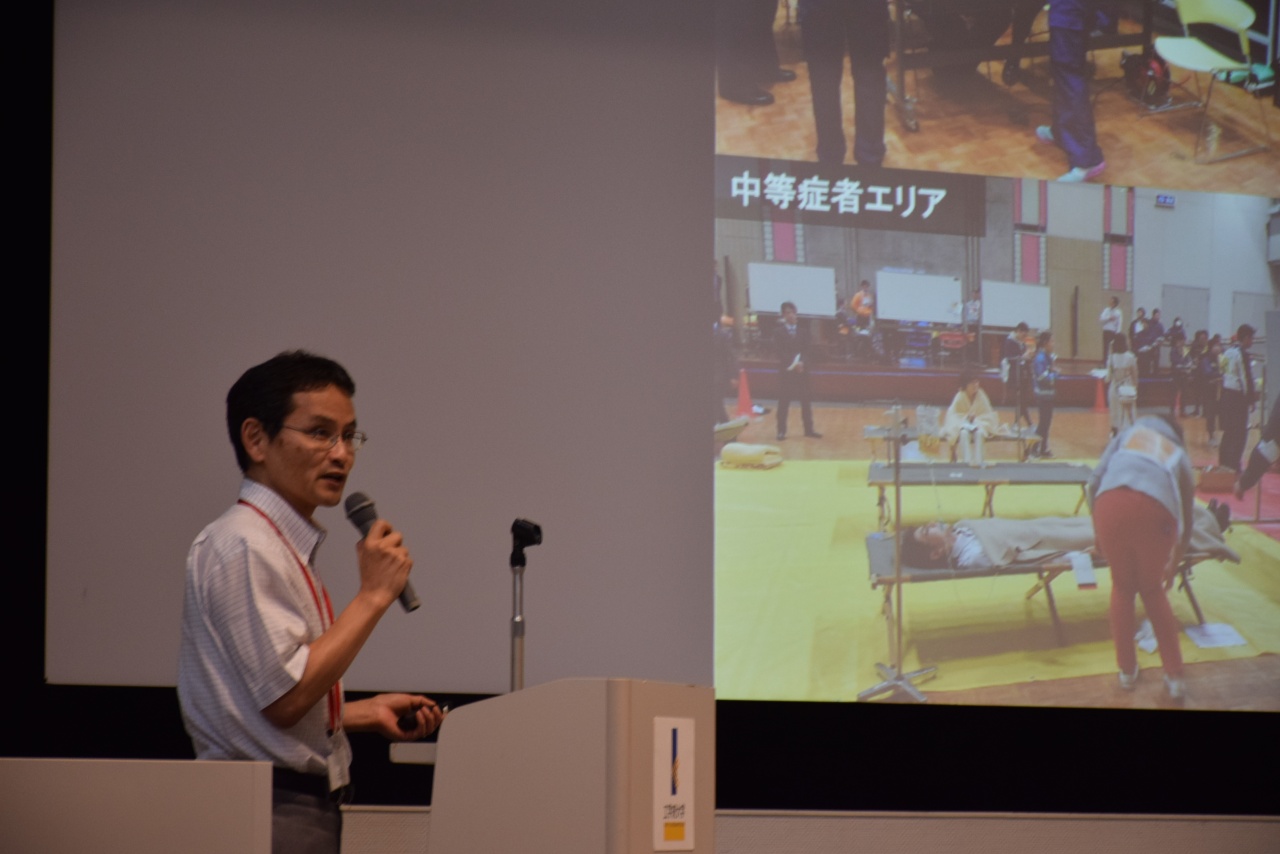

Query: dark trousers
left=799, top=0, right=889, bottom=165
left=1218, top=388, right=1250, bottom=472
left=1005, top=376, right=1033, bottom=427
left=717, top=0, right=782, bottom=93
left=273, top=789, right=342, bottom=854
left=777, top=369, right=814, bottom=436
left=1102, top=330, right=1116, bottom=364
left=1036, top=399, right=1054, bottom=452
left=1202, top=381, right=1220, bottom=434
left=1171, top=369, right=1192, bottom=415
left=1049, top=25, right=1104, bottom=169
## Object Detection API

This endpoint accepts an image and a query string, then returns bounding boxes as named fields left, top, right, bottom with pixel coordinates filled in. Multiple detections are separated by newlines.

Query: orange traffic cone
left=1093, top=377, right=1107, bottom=413
left=736, top=368, right=755, bottom=418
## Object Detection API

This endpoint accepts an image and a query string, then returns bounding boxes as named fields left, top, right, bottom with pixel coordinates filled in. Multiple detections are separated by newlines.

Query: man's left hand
left=345, top=693, right=446, bottom=740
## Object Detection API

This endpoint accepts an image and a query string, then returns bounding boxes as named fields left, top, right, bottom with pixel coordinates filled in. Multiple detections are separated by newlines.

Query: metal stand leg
left=860, top=405, right=936, bottom=702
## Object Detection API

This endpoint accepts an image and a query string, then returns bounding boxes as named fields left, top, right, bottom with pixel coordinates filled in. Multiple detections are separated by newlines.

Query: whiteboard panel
left=982, top=280, right=1051, bottom=329
left=748, top=263, right=836, bottom=316
left=876, top=271, right=962, bottom=325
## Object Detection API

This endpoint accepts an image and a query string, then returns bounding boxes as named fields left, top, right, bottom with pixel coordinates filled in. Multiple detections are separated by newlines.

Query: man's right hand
left=357, top=519, right=413, bottom=609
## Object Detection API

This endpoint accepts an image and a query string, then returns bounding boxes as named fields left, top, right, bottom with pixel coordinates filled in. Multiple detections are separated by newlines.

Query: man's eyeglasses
left=281, top=425, right=368, bottom=451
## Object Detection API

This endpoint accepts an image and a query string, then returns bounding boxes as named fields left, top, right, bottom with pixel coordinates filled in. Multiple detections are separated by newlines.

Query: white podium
left=429, top=678, right=715, bottom=854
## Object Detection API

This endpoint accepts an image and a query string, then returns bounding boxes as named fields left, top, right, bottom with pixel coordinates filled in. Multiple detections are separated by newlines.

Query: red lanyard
left=239, top=499, right=342, bottom=734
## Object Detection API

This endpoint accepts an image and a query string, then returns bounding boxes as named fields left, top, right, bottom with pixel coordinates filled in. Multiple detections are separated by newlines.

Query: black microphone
left=344, top=492, right=420, bottom=613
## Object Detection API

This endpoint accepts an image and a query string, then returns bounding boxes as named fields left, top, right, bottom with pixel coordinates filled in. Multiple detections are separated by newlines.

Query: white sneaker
left=1118, top=667, right=1140, bottom=690
left=1058, top=161, right=1107, bottom=183
left=1164, top=674, right=1186, bottom=699
left=1035, top=125, right=1056, bottom=144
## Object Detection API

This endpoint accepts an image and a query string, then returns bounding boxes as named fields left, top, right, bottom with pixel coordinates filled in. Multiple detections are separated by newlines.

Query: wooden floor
left=716, top=11, right=1280, bottom=196
left=922, top=654, right=1280, bottom=710
left=733, top=401, right=1200, bottom=464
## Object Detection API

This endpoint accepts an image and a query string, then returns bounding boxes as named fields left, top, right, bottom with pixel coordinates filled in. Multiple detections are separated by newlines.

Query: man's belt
left=272, top=767, right=352, bottom=804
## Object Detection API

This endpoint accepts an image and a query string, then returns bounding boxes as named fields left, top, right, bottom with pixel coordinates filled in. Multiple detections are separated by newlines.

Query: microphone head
left=344, top=491, right=378, bottom=537
left=511, top=518, right=542, bottom=549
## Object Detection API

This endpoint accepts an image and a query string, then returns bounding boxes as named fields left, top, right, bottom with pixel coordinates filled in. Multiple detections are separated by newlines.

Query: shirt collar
left=239, top=478, right=327, bottom=565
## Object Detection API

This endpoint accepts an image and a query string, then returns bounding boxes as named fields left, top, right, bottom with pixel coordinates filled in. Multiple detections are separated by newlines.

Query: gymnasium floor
left=716, top=7, right=1280, bottom=196
left=714, top=403, right=1280, bottom=710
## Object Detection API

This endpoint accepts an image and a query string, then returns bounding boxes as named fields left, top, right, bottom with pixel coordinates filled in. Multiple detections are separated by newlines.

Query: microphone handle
left=352, top=515, right=420, bottom=614
left=398, top=580, right=421, bottom=613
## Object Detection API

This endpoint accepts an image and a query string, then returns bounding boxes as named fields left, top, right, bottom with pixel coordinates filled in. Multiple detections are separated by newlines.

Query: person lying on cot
left=902, top=521, right=1005, bottom=570
left=901, top=518, right=1097, bottom=570
left=898, top=506, right=1235, bottom=572
left=941, top=367, right=1001, bottom=467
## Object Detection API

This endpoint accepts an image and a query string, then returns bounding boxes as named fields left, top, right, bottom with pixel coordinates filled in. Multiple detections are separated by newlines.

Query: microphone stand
left=508, top=519, right=542, bottom=692
left=858, top=404, right=936, bottom=702
left=510, top=546, right=527, bottom=692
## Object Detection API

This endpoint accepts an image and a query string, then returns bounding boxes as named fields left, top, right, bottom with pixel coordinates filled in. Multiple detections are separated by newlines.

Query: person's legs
left=798, top=372, right=817, bottom=435
left=1036, top=401, right=1054, bottom=454
left=1095, top=489, right=1140, bottom=678
left=776, top=369, right=795, bottom=438
left=1131, top=503, right=1184, bottom=680
left=1218, top=389, right=1246, bottom=471
left=1096, top=488, right=1180, bottom=681
left=1204, top=382, right=1219, bottom=438
left=273, top=790, right=342, bottom=854
left=800, top=1, right=849, bottom=164
left=847, top=0, right=889, bottom=166
left=1048, top=25, right=1104, bottom=170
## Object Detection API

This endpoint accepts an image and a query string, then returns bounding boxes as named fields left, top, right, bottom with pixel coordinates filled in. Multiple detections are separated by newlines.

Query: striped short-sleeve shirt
left=177, top=479, right=352, bottom=789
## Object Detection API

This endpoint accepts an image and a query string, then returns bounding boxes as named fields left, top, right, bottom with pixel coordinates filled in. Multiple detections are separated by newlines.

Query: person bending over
left=1087, top=414, right=1195, bottom=700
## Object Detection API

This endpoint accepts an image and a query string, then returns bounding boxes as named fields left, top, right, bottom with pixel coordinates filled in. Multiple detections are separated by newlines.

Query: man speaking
left=178, top=351, right=445, bottom=854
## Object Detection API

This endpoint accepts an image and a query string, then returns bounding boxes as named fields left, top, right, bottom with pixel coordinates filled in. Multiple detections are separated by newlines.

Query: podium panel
left=0, top=758, right=272, bottom=854
left=430, top=678, right=715, bottom=854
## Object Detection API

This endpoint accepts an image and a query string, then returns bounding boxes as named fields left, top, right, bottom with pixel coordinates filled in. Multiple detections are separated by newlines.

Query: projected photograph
left=711, top=164, right=1280, bottom=710
left=715, top=0, right=1280, bottom=196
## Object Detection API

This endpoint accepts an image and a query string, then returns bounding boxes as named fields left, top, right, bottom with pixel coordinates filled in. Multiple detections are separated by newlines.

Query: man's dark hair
left=1014, top=322, right=1029, bottom=333
left=226, top=350, right=356, bottom=472
left=781, top=301, right=797, bottom=313
left=898, top=527, right=950, bottom=569
left=1237, top=324, right=1256, bottom=343
left=1037, top=330, right=1053, bottom=350
left=958, top=366, right=980, bottom=388
left=1111, top=333, right=1129, bottom=354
